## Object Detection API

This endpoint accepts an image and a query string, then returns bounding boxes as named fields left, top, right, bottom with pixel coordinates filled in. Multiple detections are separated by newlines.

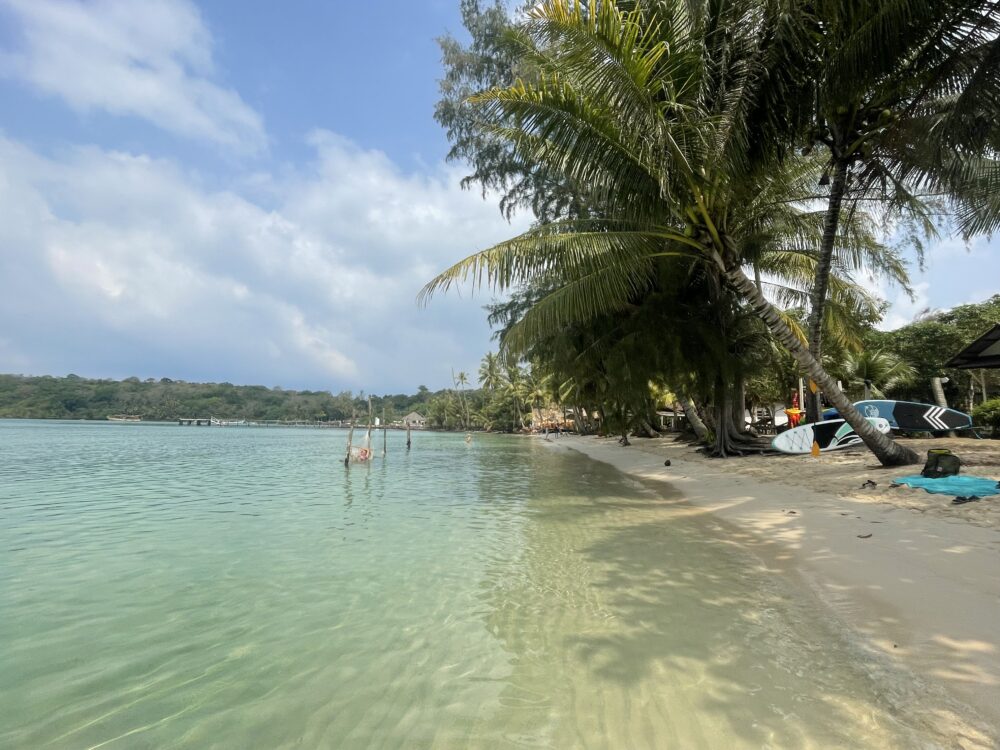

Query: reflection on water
left=0, top=421, right=954, bottom=748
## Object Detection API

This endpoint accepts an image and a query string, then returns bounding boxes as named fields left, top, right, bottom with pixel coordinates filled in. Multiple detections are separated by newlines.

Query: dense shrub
left=972, top=398, right=1000, bottom=438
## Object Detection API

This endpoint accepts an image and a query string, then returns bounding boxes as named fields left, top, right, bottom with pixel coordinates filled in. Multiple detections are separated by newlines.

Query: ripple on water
left=0, top=420, right=976, bottom=748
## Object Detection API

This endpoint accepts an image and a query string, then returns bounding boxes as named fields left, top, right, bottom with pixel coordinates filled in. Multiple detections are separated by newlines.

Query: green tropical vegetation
left=3, top=289, right=996, bottom=433
left=428, top=0, right=1000, bottom=462
left=973, top=399, right=1000, bottom=437
left=866, top=295, right=1000, bottom=405
left=0, top=374, right=454, bottom=425
left=0, top=368, right=547, bottom=432
left=833, top=350, right=918, bottom=401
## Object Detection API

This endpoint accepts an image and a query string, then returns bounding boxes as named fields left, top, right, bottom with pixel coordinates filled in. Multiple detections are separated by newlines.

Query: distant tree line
left=4, top=287, right=996, bottom=429
left=0, top=375, right=461, bottom=425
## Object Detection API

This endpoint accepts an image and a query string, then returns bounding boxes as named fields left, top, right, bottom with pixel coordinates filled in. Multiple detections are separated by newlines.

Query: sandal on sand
left=860, top=480, right=877, bottom=489
left=952, top=496, right=981, bottom=505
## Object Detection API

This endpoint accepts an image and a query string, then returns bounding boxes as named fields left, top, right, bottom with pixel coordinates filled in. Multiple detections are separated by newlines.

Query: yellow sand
left=548, top=434, right=1000, bottom=747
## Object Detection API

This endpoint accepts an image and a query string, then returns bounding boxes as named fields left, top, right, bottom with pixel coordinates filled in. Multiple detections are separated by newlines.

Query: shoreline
left=546, top=434, right=1000, bottom=746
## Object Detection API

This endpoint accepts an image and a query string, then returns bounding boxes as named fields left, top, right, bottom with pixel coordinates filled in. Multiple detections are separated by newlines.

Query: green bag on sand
left=921, top=449, right=962, bottom=479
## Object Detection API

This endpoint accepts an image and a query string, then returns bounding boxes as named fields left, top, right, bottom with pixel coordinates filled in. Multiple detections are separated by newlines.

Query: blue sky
left=0, top=0, right=996, bottom=392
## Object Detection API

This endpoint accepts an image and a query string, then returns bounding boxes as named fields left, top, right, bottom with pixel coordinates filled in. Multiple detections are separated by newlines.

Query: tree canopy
left=428, top=0, right=1000, bottom=463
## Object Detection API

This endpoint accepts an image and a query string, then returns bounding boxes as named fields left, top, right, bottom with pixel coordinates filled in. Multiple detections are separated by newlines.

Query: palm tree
left=422, top=0, right=920, bottom=464
left=453, top=368, right=471, bottom=429
left=835, top=349, right=918, bottom=401
left=478, top=352, right=505, bottom=391
left=800, top=1, right=1000, bottom=421
left=504, top=364, right=528, bottom=430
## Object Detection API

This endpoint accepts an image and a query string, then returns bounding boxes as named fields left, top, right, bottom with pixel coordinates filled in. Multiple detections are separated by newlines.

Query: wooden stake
left=364, top=396, right=373, bottom=461
left=344, top=412, right=355, bottom=467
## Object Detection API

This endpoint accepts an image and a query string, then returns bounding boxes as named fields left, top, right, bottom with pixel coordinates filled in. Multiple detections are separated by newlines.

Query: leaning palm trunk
left=725, top=264, right=919, bottom=466
left=637, top=417, right=660, bottom=438
left=679, top=395, right=710, bottom=444
left=805, top=159, right=850, bottom=423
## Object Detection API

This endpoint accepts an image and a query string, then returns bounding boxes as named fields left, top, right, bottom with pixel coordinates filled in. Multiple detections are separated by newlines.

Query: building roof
left=403, top=411, right=426, bottom=421
left=946, top=323, right=1000, bottom=370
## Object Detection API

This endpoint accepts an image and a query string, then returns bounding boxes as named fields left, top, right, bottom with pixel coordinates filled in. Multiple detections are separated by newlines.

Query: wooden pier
left=177, top=418, right=363, bottom=428
left=176, top=416, right=425, bottom=430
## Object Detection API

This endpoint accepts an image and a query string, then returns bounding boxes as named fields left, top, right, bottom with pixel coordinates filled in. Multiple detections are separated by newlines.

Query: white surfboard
left=772, top=417, right=891, bottom=454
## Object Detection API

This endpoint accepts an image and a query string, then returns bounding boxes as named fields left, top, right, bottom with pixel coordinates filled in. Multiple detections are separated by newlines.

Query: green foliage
left=423, top=0, right=1000, bottom=466
left=869, top=295, right=1000, bottom=407
left=436, top=0, right=579, bottom=220
left=0, top=375, right=444, bottom=424
left=425, top=0, right=920, bottom=457
left=0, top=364, right=552, bottom=433
left=972, top=399, right=1000, bottom=437
left=832, top=349, right=917, bottom=400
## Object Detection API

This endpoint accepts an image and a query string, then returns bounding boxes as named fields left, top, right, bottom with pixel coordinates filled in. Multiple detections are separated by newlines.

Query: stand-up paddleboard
left=773, top=417, right=891, bottom=454
left=826, top=400, right=972, bottom=432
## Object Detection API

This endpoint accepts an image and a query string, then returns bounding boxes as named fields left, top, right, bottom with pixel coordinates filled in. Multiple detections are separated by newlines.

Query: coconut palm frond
left=419, top=221, right=702, bottom=304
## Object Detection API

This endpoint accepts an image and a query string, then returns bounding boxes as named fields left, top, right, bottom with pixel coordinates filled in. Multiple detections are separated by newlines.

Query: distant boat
left=107, top=414, right=141, bottom=422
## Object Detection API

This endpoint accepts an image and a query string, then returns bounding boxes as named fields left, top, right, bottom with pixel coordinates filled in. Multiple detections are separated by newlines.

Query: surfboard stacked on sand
left=772, top=417, right=891, bottom=454
left=846, top=400, right=972, bottom=432
left=775, top=400, right=974, bottom=455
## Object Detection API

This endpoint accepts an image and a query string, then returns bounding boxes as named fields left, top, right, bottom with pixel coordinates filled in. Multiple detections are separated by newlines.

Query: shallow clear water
left=0, top=420, right=941, bottom=748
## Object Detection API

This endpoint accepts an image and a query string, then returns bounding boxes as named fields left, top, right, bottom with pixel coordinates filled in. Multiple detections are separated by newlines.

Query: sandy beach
left=548, top=434, right=1000, bottom=748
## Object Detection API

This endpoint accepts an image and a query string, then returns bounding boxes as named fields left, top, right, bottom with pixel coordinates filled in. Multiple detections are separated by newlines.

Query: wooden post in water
left=344, top=412, right=355, bottom=468
left=363, top=396, right=373, bottom=462
left=382, top=405, right=387, bottom=458
left=406, top=421, right=411, bottom=450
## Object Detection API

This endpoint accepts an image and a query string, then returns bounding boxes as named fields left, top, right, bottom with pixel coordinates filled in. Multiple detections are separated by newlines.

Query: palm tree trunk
left=701, top=398, right=717, bottom=434
left=679, top=395, right=710, bottom=443
left=715, top=380, right=767, bottom=456
left=732, top=379, right=746, bottom=433
left=727, top=396, right=760, bottom=446
left=805, top=158, right=849, bottom=424
left=725, top=264, right=919, bottom=467
left=713, top=394, right=730, bottom=457
left=638, top=418, right=660, bottom=438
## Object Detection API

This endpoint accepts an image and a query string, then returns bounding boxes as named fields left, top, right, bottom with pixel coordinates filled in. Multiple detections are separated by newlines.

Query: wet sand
left=548, top=434, right=1000, bottom=748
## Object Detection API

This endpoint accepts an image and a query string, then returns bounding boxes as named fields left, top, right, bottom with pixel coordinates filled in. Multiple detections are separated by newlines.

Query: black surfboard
left=852, top=400, right=972, bottom=431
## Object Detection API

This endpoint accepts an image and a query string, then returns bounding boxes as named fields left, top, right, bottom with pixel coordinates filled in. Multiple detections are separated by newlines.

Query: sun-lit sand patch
left=933, top=635, right=998, bottom=655
left=553, top=434, right=1000, bottom=744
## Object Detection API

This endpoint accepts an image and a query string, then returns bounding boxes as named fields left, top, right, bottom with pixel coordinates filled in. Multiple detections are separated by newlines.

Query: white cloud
left=0, top=0, right=265, bottom=153
left=878, top=232, right=1000, bottom=329
left=0, top=133, right=529, bottom=390
left=880, top=281, right=930, bottom=330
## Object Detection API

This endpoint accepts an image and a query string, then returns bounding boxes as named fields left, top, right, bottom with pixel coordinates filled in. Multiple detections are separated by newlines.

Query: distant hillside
left=0, top=374, right=437, bottom=422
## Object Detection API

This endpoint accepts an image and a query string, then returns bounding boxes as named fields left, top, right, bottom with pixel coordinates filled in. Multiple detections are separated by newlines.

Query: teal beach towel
left=893, top=475, right=1000, bottom=497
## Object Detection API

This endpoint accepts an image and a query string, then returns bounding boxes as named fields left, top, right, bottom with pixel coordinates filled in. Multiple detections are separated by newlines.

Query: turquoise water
left=0, top=420, right=943, bottom=748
